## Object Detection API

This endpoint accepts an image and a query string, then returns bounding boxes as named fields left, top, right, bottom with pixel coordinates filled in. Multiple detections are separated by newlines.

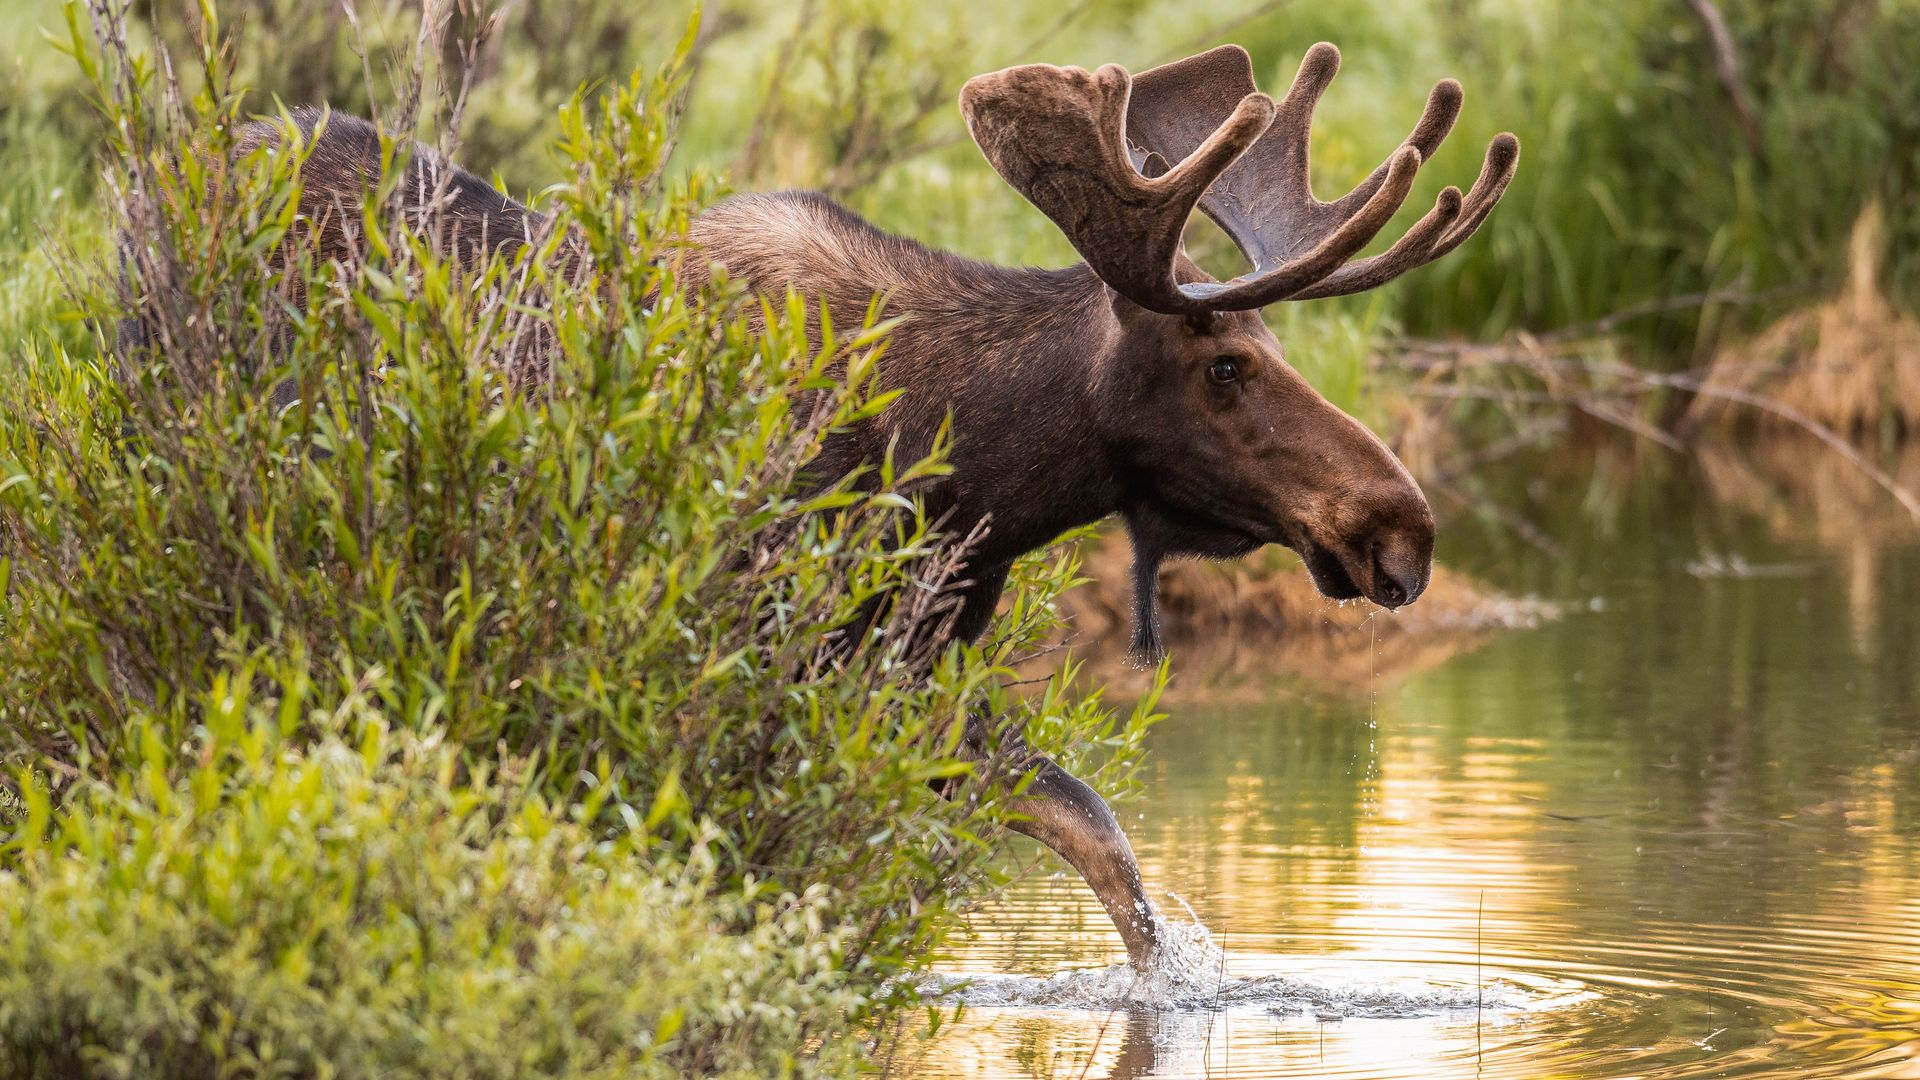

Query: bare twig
left=732, top=0, right=816, bottom=181
left=1684, top=0, right=1763, bottom=157
left=1388, top=336, right=1920, bottom=525
left=1532, top=281, right=1817, bottom=345
left=1156, top=0, right=1292, bottom=65
left=820, top=0, right=1097, bottom=195
left=1432, top=414, right=1567, bottom=484
left=1428, top=474, right=1565, bottom=556
left=1652, top=371, right=1920, bottom=523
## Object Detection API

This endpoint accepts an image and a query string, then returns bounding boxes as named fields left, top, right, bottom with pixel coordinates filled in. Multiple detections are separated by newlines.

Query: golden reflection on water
left=901, top=694, right=1920, bottom=1078
left=896, top=447, right=1920, bottom=1078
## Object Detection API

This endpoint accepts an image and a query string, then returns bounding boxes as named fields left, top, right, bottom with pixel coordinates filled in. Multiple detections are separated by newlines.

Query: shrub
left=0, top=3, right=1157, bottom=1074
left=0, top=698, right=873, bottom=1079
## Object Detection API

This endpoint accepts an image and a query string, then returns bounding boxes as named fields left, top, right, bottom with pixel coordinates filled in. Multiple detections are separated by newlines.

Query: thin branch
left=1432, top=414, right=1568, bottom=484
left=820, top=0, right=1097, bottom=195
left=1428, top=474, right=1565, bottom=557
left=1684, top=0, right=1763, bottom=157
left=1646, top=370, right=1920, bottom=523
left=1156, top=0, right=1293, bottom=65
left=1531, top=281, right=1817, bottom=344
left=1389, top=337, right=1920, bottom=525
left=732, top=0, right=816, bottom=182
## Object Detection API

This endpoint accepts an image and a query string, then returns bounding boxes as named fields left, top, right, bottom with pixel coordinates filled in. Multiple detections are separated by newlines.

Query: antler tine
left=960, top=60, right=1276, bottom=316
left=1260, top=41, right=1344, bottom=220
left=1120, top=43, right=1418, bottom=311
left=1126, top=43, right=1519, bottom=312
left=1180, top=144, right=1423, bottom=306
left=1327, top=77, right=1463, bottom=219
left=1291, top=131, right=1520, bottom=300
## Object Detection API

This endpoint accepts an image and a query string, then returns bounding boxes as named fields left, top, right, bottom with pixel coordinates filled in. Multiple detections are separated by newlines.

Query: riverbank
left=1048, top=531, right=1558, bottom=691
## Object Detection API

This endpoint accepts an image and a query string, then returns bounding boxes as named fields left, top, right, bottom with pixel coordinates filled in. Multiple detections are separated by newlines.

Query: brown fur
left=671, top=46, right=1514, bottom=972
left=234, top=107, right=547, bottom=275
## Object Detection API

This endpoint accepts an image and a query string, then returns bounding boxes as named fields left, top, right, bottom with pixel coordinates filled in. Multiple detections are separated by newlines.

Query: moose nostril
left=1377, top=577, right=1407, bottom=607
left=1371, top=547, right=1426, bottom=609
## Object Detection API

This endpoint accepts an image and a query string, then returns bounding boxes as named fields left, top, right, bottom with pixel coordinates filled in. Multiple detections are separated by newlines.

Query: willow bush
left=0, top=4, right=1156, bottom=1076
left=0, top=709, right=879, bottom=1079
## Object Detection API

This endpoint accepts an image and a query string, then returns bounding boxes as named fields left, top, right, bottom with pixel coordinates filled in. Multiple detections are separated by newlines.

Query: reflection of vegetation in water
left=1696, top=436, right=1920, bottom=664
left=1145, top=687, right=1375, bottom=879
left=1051, top=528, right=1551, bottom=693
left=1415, top=439, right=1920, bottom=923
left=1449, top=436, right=1920, bottom=723
left=4, top=1, right=1918, bottom=1072
left=963, top=689, right=1376, bottom=971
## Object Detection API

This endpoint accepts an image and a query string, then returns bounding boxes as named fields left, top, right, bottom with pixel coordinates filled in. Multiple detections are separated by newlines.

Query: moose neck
left=686, top=193, right=1132, bottom=569
left=876, top=259, right=1129, bottom=567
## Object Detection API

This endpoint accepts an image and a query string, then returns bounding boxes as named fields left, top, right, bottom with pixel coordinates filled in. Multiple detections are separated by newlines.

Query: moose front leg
left=942, top=562, right=1160, bottom=968
left=1007, top=754, right=1161, bottom=970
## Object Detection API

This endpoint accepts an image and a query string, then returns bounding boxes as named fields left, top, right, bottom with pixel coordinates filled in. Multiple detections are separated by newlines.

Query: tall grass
left=586, top=0, right=1920, bottom=368
left=7, top=0, right=1915, bottom=389
left=0, top=1, right=98, bottom=354
left=1383, top=0, right=1920, bottom=357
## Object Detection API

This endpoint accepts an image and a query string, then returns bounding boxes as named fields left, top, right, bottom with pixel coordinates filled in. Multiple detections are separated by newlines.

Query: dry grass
left=1688, top=200, right=1920, bottom=436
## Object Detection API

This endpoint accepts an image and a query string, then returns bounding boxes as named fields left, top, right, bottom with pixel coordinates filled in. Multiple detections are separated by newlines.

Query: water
left=895, top=437, right=1920, bottom=1079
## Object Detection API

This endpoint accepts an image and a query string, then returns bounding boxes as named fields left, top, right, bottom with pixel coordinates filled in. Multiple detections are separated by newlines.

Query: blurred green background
left=6, top=0, right=1919, bottom=419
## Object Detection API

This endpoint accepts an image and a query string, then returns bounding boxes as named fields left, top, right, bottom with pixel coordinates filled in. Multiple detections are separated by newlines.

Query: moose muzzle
left=1293, top=478, right=1436, bottom=611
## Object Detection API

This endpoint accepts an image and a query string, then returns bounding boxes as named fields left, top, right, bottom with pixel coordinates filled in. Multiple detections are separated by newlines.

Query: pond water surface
left=899, top=439, right=1920, bottom=1079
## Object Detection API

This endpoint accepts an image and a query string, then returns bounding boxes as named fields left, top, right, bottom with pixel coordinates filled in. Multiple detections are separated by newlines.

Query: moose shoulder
left=208, top=42, right=1516, bottom=972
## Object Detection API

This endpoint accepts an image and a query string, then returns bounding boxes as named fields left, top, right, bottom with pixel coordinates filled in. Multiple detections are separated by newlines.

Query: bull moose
left=186, top=42, right=1517, bottom=971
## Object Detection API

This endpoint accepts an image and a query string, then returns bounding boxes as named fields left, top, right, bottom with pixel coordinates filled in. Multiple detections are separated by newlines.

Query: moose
left=691, top=43, right=1516, bottom=967
left=176, top=42, right=1516, bottom=971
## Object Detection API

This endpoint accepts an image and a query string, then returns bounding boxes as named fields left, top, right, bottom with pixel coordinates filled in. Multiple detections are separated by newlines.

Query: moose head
left=957, top=43, right=1518, bottom=659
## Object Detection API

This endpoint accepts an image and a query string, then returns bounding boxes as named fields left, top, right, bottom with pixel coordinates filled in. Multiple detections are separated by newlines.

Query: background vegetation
left=9, top=0, right=1916, bottom=419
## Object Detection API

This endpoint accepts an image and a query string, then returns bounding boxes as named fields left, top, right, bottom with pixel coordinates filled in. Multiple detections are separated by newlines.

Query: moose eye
left=1207, top=356, right=1242, bottom=386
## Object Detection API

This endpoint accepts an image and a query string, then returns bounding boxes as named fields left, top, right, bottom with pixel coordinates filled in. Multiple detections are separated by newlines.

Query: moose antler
left=961, top=43, right=1519, bottom=315
left=960, top=61, right=1276, bottom=316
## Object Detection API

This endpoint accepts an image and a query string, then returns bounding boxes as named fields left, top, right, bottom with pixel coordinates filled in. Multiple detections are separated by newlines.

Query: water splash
left=932, top=910, right=1229, bottom=1008
left=916, top=914, right=1215, bottom=1009
left=919, top=906, right=1532, bottom=1017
